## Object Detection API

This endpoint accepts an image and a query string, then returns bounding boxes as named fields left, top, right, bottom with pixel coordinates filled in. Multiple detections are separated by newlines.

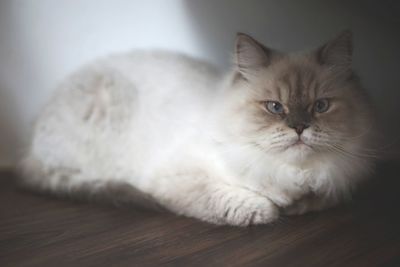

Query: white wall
left=0, top=0, right=205, bottom=166
left=0, top=0, right=205, bottom=122
left=1, top=0, right=399, bottom=166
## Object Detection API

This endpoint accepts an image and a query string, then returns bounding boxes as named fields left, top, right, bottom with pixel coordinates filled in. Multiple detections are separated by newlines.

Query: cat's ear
left=235, top=33, right=272, bottom=79
left=316, top=30, right=353, bottom=69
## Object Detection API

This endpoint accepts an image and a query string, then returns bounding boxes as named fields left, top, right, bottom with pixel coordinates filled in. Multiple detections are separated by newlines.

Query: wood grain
left=0, top=162, right=399, bottom=267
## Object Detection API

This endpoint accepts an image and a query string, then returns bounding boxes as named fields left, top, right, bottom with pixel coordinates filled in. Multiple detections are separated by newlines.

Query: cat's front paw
left=283, top=194, right=334, bottom=216
left=215, top=187, right=279, bottom=226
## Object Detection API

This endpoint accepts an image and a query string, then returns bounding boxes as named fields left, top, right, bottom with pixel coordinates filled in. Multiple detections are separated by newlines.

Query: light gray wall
left=1, top=0, right=399, bottom=166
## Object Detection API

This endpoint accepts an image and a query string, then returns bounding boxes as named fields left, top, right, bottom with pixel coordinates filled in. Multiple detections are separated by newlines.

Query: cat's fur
left=19, top=31, right=375, bottom=226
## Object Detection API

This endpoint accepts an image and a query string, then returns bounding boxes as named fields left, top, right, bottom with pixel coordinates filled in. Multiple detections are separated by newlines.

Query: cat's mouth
left=287, top=138, right=312, bottom=149
left=293, top=139, right=305, bottom=145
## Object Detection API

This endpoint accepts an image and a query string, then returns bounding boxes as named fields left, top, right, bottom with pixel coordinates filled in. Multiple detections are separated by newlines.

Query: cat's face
left=228, top=31, right=372, bottom=162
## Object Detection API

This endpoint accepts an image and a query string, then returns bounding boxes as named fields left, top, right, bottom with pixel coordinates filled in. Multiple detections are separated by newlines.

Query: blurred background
left=0, top=0, right=399, bottom=167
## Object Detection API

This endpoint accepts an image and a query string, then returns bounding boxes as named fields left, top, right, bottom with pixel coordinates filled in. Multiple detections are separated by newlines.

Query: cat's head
left=224, top=31, right=374, bottom=163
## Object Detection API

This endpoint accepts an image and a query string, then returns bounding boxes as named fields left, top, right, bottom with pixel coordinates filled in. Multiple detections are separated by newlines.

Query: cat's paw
left=224, top=197, right=278, bottom=226
left=283, top=199, right=310, bottom=215
left=283, top=195, right=334, bottom=216
left=265, top=189, right=294, bottom=207
left=214, top=187, right=279, bottom=226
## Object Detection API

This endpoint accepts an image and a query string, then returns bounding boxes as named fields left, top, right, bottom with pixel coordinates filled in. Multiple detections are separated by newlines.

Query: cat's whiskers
left=311, top=134, right=379, bottom=159
left=317, top=126, right=373, bottom=141
left=331, top=143, right=379, bottom=159
left=314, top=131, right=381, bottom=155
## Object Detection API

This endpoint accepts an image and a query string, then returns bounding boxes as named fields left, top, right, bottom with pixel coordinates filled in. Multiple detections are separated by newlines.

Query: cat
left=19, top=31, right=375, bottom=226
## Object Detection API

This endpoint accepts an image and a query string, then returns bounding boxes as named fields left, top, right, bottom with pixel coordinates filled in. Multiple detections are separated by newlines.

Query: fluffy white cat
left=20, top=31, right=374, bottom=226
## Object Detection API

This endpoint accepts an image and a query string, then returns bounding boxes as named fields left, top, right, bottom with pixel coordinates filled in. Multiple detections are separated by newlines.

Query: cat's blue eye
left=266, top=101, right=284, bottom=114
left=314, top=99, right=329, bottom=113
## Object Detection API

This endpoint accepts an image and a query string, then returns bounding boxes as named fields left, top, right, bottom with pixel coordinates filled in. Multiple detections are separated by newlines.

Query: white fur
left=21, top=50, right=371, bottom=226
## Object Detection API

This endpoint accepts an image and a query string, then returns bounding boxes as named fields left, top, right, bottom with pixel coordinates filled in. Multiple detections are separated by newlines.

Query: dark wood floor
left=1, top=162, right=400, bottom=267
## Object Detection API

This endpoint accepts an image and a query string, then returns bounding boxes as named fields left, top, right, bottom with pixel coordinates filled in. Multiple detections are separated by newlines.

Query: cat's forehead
left=277, top=65, right=319, bottom=103
left=260, top=59, right=321, bottom=104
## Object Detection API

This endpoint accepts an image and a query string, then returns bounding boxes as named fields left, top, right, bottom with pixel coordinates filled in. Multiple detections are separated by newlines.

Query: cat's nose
left=290, top=124, right=309, bottom=135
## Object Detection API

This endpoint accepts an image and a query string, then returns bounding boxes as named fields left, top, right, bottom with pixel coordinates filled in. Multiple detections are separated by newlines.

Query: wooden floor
left=1, top=162, right=400, bottom=267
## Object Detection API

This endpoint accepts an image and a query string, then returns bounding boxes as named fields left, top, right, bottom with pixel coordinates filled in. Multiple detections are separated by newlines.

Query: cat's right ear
left=235, top=33, right=272, bottom=80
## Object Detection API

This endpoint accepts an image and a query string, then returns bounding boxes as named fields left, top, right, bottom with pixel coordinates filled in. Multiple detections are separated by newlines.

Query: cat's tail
left=17, top=155, right=162, bottom=210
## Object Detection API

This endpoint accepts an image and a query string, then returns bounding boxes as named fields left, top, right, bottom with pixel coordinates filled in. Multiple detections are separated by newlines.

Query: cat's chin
left=280, top=142, right=315, bottom=163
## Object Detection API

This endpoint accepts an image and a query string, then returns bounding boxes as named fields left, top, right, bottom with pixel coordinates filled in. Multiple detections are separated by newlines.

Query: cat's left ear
left=316, top=30, right=353, bottom=70
left=235, top=33, right=273, bottom=79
